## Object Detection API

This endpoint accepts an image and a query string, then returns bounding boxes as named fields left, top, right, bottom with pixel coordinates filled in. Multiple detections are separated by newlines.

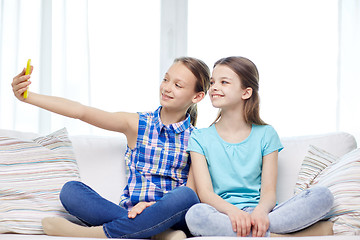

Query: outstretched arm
left=12, top=67, right=139, bottom=140
left=190, top=151, right=252, bottom=237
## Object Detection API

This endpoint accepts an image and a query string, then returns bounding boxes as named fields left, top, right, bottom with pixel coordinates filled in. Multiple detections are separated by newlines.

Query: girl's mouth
left=211, top=94, right=224, bottom=98
left=161, top=93, right=173, bottom=100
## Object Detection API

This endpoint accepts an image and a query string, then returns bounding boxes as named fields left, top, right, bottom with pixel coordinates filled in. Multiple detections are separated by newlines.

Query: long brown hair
left=174, top=57, right=210, bottom=126
left=212, top=56, right=266, bottom=125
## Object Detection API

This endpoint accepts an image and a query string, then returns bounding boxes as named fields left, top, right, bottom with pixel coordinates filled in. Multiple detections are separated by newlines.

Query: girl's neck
left=217, top=107, right=249, bottom=128
left=216, top=115, right=250, bottom=131
left=215, top=108, right=252, bottom=143
left=160, top=107, right=187, bottom=126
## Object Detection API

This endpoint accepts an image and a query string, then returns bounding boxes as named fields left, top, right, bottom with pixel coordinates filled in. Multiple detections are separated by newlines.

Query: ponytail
left=187, top=104, right=198, bottom=126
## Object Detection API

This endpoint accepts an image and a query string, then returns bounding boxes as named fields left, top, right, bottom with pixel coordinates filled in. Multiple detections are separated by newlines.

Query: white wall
left=338, top=0, right=360, bottom=145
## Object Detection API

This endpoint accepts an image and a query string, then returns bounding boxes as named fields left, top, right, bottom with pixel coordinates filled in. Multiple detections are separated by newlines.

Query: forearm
left=198, top=190, right=238, bottom=215
left=25, top=92, right=85, bottom=120
left=255, top=190, right=276, bottom=214
left=22, top=91, right=139, bottom=134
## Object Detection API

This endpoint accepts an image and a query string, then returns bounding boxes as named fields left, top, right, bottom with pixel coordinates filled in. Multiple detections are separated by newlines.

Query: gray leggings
left=185, top=186, right=333, bottom=237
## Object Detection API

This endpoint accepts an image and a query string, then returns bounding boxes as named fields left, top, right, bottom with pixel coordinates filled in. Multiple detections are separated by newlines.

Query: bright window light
left=188, top=0, right=338, bottom=137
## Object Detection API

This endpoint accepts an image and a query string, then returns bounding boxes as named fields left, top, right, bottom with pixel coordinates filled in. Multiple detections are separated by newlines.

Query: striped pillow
left=0, top=128, right=81, bottom=234
left=294, top=145, right=339, bottom=195
left=312, top=148, right=360, bottom=235
left=295, top=146, right=360, bottom=235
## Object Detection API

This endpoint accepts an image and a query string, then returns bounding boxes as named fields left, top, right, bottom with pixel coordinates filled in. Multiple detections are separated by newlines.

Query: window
left=188, top=0, right=339, bottom=137
left=3, top=0, right=359, bottom=142
left=50, top=0, right=161, bottom=135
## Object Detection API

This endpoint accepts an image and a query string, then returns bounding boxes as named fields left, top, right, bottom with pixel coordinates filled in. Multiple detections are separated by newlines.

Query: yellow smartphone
left=23, top=59, right=31, bottom=98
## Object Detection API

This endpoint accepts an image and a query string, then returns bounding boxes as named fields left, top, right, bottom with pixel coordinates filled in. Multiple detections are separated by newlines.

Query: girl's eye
left=210, top=81, right=215, bottom=85
left=162, top=78, right=168, bottom=82
left=175, top=83, right=182, bottom=88
left=221, top=81, right=229, bottom=84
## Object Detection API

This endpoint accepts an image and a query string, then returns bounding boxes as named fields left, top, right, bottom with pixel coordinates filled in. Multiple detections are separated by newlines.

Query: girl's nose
left=162, top=84, right=171, bottom=93
left=211, top=83, right=218, bottom=91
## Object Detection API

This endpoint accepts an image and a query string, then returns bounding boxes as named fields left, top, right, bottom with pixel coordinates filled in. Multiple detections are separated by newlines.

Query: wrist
left=254, top=205, right=271, bottom=214
left=223, top=204, right=241, bottom=215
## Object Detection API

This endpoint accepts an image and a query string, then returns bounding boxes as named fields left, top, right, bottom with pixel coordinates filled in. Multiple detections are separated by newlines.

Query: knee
left=60, top=181, right=83, bottom=207
left=185, top=203, right=209, bottom=223
left=309, top=186, right=334, bottom=211
left=186, top=203, right=234, bottom=237
left=174, top=186, right=200, bottom=207
left=185, top=203, right=210, bottom=235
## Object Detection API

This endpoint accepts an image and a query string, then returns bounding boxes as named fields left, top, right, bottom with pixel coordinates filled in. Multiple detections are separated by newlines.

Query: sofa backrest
left=70, top=135, right=128, bottom=204
left=1, top=129, right=357, bottom=205
left=70, top=131, right=357, bottom=204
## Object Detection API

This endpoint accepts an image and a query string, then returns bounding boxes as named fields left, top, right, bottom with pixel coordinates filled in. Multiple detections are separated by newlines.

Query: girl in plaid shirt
left=12, top=57, right=211, bottom=239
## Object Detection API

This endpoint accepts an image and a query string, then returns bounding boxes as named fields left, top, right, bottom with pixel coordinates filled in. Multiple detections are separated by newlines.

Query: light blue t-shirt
left=187, top=124, right=283, bottom=210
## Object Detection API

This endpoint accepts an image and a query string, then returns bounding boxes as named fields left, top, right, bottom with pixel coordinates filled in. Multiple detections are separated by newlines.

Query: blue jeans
left=185, top=186, right=334, bottom=237
left=60, top=181, right=200, bottom=238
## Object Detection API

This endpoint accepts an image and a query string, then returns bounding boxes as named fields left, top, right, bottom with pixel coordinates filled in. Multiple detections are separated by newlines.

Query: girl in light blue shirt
left=185, top=56, right=334, bottom=237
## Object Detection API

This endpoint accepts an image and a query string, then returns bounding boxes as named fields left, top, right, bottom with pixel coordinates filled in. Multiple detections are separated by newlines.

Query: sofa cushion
left=0, top=128, right=81, bottom=234
left=295, top=146, right=360, bottom=235
left=277, top=132, right=357, bottom=203
left=294, top=145, right=339, bottom=195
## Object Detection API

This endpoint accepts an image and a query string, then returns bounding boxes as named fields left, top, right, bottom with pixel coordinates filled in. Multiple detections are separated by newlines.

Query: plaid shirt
left=120, top=106, right=194, bottom=209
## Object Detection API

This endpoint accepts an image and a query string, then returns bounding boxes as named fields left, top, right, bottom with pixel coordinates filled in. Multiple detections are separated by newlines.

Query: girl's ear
left=192, top=91, right=205, bottom=104
left=242, top=87, right=253, bottom=100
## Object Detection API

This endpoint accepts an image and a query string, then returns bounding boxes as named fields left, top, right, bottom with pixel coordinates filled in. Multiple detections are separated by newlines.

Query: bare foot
left=42, top=217, right=107, bottom=238
left=270, top=221, right=333, bottom=237
left=152, top=229, right=187, bottom=240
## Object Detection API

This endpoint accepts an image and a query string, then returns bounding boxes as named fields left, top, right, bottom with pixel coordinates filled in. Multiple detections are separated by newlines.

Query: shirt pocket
left=135, top=143, right=189, bottom=178
left=135, top=143, right=171, bottom=177
left=171, top=149, right=189, bottom=174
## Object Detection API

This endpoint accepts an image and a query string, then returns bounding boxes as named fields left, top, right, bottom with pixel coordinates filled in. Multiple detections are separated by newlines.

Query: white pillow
left=295, top=146, right=360, bottom=235
left=0, top=128, right=81, bottom=234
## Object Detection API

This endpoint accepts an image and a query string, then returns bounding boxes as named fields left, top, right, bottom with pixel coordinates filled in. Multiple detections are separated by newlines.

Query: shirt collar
left=154, top=106, right=192, bottom=134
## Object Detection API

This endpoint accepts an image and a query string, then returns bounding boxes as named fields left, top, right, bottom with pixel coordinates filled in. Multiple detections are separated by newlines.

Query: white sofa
left=0, top=129, right=359, bottom=240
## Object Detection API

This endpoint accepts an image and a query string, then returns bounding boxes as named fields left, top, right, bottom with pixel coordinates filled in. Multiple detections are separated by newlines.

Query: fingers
left=12, top=71, right=32, bottom=100
left=14, top=68, right=26, bottom=78
left=11, top=66, right=34, bottom=100
left=251, top=218, right=269, bottom=237
left=253, top=225, right=266, bottom=237
left=240, top=216, right=251, bottom=237
left=252, top=221, right=258, bottom=237
left=14, top=65, right=33, bottom=78
left=13, top=69, right=31, bottom=85
left=127, top=201, right=155, bottom=218
left=230, top=213, right=251, bottom=237
left=230, top=216, right=237, bottom=234
left=127, top=206, right=141, bottom=219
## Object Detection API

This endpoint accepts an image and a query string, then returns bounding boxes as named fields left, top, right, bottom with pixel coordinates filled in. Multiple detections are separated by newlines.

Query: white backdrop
left=0, top=0, right=359, bottom=143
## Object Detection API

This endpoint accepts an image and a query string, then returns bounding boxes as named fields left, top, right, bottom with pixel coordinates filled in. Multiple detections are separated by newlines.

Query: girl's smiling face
left=160, top=62, right=199, bottom=112
left=209, top=64, right=245, bottom=109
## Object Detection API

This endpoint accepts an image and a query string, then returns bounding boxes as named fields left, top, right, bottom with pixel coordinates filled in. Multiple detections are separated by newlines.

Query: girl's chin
left=210, top=100, right=222, bottom=108
left=160, top=100, right=174, bottom=108
left=211, top=104, right=221, bottom=109
left=160, top=99, right=169, bottom=105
